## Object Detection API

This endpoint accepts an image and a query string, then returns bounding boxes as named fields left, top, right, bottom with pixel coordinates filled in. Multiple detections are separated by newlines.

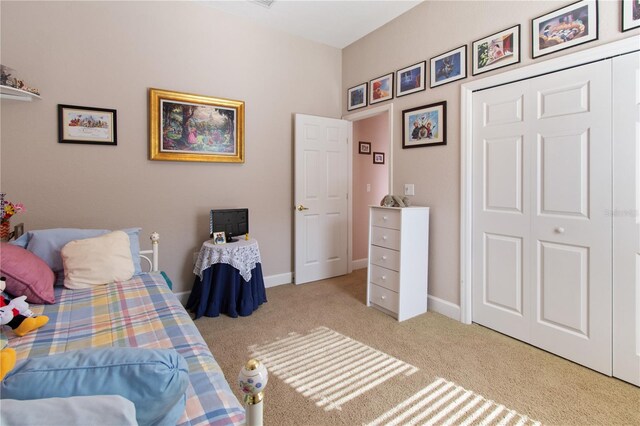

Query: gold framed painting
left=149, top=88, right=244, bottom=163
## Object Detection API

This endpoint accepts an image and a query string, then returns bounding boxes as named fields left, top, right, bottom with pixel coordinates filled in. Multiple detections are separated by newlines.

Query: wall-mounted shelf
left=0, top=85, right=41, bottom=101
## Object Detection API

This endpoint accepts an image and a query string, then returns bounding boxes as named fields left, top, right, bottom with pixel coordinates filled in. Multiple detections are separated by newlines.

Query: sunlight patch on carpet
left=366, top=377, right=541, bottom=426
left=248, top=326, right=418, bottom=411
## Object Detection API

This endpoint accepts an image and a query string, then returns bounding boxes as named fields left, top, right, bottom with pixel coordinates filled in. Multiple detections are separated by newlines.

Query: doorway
left=344, top=105, right=393, bottom=270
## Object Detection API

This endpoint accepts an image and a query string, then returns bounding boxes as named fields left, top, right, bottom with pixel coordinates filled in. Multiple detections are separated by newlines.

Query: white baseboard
left=175, top=291, right=190, bottom=306
left=428, top=295, right=461, bottom=321
left=264, top=272, right=292, bottom=288
left=351, top=258, right=368, bottom=270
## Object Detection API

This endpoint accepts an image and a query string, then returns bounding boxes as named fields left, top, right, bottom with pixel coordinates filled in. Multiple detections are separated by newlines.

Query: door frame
left=460, top=35, right=640, bottom=325
left=343, top=104, right=394, bottom=270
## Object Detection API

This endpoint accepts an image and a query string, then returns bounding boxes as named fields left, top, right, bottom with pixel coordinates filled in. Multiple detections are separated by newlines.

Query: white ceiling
left=205, top=0, right=423, bottom=49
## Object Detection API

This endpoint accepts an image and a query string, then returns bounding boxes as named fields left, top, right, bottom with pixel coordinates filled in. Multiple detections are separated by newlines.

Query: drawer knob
left=382, top=236, right=388, bottom=240
left=381, top=275, right=386, bottom=280
left=380, top=295, right=386, bottom=300
left=381, top=256, right=387, bottom=260
left=383, top=216, right=388, bottom=221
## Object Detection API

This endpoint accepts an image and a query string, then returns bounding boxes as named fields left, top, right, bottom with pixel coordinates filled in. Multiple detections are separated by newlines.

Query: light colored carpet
left=195, top=269, right=640, bottom=425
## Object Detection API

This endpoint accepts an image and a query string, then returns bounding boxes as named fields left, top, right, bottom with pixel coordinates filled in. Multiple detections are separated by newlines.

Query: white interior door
left=472, top=60, right=613, bottom=375
left=294, top=114, right=349, bottom=285
left=613, top=51, right=640, bottom=386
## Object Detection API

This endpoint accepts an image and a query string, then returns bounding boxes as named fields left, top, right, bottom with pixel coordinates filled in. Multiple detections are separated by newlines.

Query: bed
left=2, top=229, right=248, bottom=426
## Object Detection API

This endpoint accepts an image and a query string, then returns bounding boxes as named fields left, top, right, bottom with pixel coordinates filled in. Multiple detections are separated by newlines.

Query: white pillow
left=61, top=230, right=134, bottom=289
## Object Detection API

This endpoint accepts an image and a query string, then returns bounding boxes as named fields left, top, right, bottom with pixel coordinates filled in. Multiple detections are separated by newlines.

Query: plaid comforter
left=7, top=272, right=245, bottom=426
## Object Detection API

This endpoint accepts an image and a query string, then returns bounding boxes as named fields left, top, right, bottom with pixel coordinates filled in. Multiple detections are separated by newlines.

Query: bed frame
left=10, top=225, right=267, bottom=425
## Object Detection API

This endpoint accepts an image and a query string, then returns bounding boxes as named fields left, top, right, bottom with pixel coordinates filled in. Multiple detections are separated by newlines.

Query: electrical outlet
left=404, top=184, right=415, bottom=196
left=366, top=184, right=371, bottom=193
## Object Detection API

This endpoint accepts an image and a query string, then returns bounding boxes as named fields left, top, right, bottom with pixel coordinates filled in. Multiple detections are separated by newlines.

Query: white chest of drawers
left=367, top=206, right=430, bottom=321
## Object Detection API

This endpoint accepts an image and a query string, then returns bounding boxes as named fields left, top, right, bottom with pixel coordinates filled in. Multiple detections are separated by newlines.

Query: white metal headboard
left=139, top=232, right=160, bottom=272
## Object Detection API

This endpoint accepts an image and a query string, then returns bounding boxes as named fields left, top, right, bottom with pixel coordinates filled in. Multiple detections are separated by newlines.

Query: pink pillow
left=1, top=243, right=55, bottom=304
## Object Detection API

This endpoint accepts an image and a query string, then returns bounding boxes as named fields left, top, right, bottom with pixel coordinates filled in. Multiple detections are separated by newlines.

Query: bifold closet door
left=472, top=60, right=612, bottom=375
left=613, top=51, right=640, bottom=386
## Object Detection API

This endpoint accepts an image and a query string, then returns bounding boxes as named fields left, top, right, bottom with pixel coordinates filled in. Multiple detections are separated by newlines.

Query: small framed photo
left=430, top=45, right=467, bottom=88
left=472, top=25, right=521, bottom=75
left=621, top=0, right=639, bottom=32
left=369, top=73, right=393, bottom=104
left=402, top=101, right=447, bottom=149
left=58, top=104, right=117, bottom=145
left=212, top=231, right=226, bottom=245
left=373, top=152, right=385, bottom=164
left=359, top=141, right=371, bottom=154
left=347, top=82, right=367, bottom=111
left=532, top=0, right=598, bottom=58
left=396, top=61, right=426, bottom=97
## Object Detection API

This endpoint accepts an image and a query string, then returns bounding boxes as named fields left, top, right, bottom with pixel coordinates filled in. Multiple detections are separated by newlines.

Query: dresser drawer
left=369, top=283, right=399, bottom=314
left=369, top=264, right=400, bottom=292
left=371, top=208, right=401, bottom=230
left=370, top=226, right=400, bottom=250
left=369, top=245, right=400, bottom=271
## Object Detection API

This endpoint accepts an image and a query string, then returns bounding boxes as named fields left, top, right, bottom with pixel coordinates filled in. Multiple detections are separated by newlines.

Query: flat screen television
left=210, top=208, right=249, bottom=242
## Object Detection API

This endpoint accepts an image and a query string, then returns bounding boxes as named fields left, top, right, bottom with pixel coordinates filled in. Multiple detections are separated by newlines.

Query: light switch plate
left=404, top=184, right=415, bottom=196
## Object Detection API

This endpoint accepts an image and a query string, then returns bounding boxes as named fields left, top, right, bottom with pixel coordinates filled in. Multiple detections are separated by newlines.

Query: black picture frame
left=373, top=152, right=385, bottom=164
left=532, top=0, right=599, bottom=59
left=395, top=61, right=426, bottom=97
left=347, top=82, right=368, bottom=111
left=430, top=45, right=467, bottom=88
left=402, top=101, right=447, bottom=149
left=622, top=0, right=640, bottom=32
left=369, top=73, right=394, bottom=104
left=58, top=104, right=117, bottom=145
left=359, top=141, right=371, bottom=154
left=472, top=25, right=521, bottom=76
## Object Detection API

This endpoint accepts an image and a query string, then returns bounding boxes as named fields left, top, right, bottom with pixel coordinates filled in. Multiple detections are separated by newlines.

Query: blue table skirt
left=186, top=263, right=267, bottom=319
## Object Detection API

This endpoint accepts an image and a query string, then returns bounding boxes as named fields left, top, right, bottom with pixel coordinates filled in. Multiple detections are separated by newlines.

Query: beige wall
left=343, top=0, right=639, bottom=307
left=0, top=1, right=342, bottom=294
left=352, top=113, right=389, bottom=260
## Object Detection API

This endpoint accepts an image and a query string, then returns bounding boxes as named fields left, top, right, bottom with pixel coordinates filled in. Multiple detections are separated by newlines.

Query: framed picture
left=212, top=231, right=226, bottom=245
left=396, top=61, right=426, bottom=97
left=149, top=88, right=244, bottom=163
left=359, top=141, right=371, bottom=154
left=347, top=83, right=367, bottom=111
left=472, top=25, right=521, bottom=75
left=532, top=0, right=598, bottom=58
left=369, top=73, right=393, bottom=104
left=622, top=0, right=640, bottom=32
left=430, top=45, right=467, bottom=88
left=373, top=152, right=385, bottom=164
left=58, top=104, right=117, bottom=145
left=402, top=101, right=447, bottom=149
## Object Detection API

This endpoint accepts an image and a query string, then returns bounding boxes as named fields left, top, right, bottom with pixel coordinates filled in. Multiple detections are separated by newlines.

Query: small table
left=186, top=238, right=267, bottom=319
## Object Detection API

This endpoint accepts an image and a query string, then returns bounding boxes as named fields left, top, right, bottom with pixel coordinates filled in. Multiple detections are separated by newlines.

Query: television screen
left=210, top=208, right=249, bottom=242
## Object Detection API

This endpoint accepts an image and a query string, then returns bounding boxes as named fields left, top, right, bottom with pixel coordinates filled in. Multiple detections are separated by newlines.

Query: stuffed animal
left=0, top=277, right=49, bottom=337
left=0, top=334, right=16, bottom=381
left=380, top=194, right=411, bottom=208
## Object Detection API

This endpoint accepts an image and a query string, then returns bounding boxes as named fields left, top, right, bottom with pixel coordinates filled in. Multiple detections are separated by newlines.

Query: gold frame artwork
left=149, top=88, right=245, bottom=163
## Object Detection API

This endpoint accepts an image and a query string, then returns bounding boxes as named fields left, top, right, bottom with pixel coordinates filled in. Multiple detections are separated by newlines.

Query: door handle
left=295, top=204, right=309, bottom=211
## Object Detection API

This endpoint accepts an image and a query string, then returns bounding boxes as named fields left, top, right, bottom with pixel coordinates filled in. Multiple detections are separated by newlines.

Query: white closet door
left=613, top=51, right=640, bottom=386
left=528, top=61, right=612, bottom=375
left=472, top=60, right=612, bottom=375
left=472, top=82, right=531, bottom=342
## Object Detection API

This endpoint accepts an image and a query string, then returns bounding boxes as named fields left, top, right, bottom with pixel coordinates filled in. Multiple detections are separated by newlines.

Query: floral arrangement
left=0, top=193, right=25, bottom=224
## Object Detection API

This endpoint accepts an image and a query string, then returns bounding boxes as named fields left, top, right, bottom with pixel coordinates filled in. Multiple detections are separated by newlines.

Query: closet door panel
left=613, top=52, right=640, bottom=386
left=529, top=60, right=612, bottom=375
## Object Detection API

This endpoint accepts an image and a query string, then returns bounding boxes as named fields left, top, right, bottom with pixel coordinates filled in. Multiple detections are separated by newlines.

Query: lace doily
left=194, top=238, right=262, bottom=282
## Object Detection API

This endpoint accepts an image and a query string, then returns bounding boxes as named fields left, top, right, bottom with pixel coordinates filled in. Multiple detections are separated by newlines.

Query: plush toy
left=380, top=194, right=411, bottom=208
left=0, top=277, right=49, bottom=337
left=0, top=334, right=16, bottom=381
